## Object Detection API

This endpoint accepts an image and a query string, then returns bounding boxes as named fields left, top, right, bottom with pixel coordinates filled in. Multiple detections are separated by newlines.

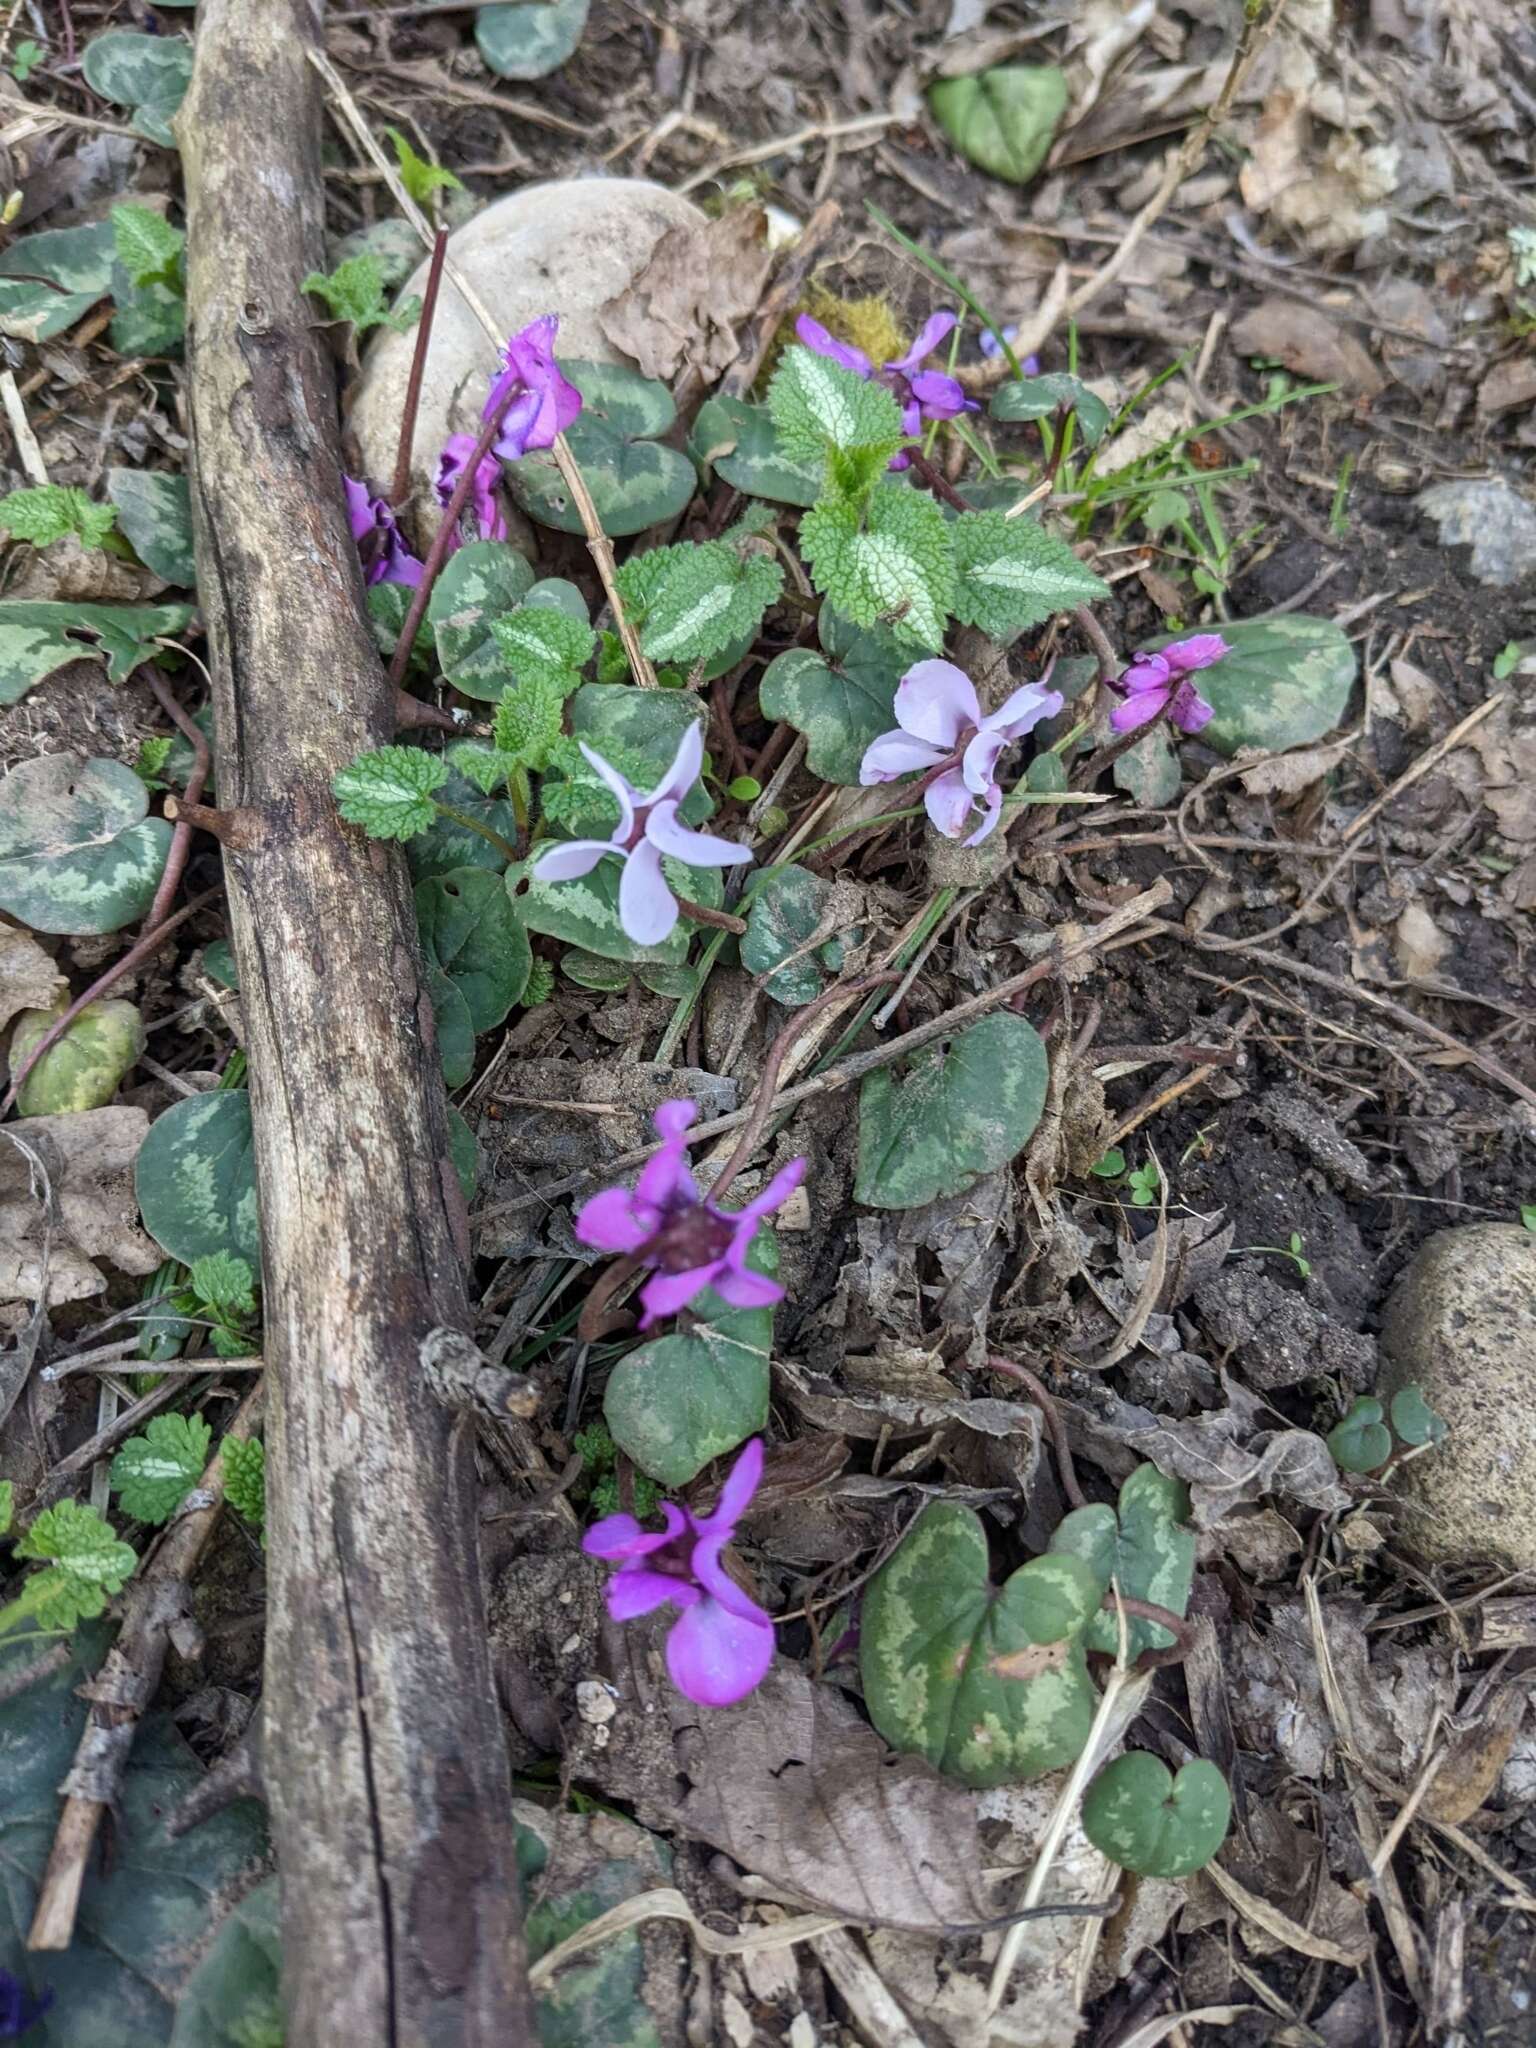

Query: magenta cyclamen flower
left=343, top=475, right=423, bottom=587
left=484, top=313, right=583, bottom=462
left=434, top=434, right=508, bottom=547
left=1108, top=634, right=1229, bottom=736
left=795, top=310, right=978, bottom=468
left=584, top=1436, right=774, bottom=1707
left=532, top=724, right=751, bottom=947
left=861, top=658, right=1063, bottom=845
left=576, top=1098, right=804, bottom=1328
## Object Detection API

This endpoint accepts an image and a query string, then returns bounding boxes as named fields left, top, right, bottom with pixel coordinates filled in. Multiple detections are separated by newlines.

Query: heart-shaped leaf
left=508, top=361, right=696, bottom=537
left=740, top=865, right=833, bottom=1006
left=604, top=1237, right=777, bottom=1486
left=407, top=767, right=518, bottom=882
left=690, top=394, right=823, bottom=507
left=561, top=947, right=631, bottom=992
left=80, top=29, right=193, bottom=146
left=855, top=1012, right=1049, bottom=1210
left=424, top=958, right=475, bottom=1088
left=1389, top=1383, right=1447, bottom=1448
left=1081, top=1753, right=1231, bottom=1877
left=758, top=608, right=907, bottom=785
left=11, top=1000, right=145, bottom=1116
left=0, top=599, right=194, bottom=709
left=860, top=1502, right=1102, bottom=1786
left=169, top=1875, right=282, bottom=2048
left=1326, top=1395, right=1391, bottom=1474
left=135, top=1090, right=261, bottom=1266
left=475, top=0, right=589, bottom=79
left=523, top=575, right=590, bottom=624
left=0, top=754, right=172, bottom=935
left=0, top=222, right=115, bottom=342
left=428, top=540, right=535, bottom=700
left=989, top=372, right=1112, bottom=445
left=415, top=867, right=531, bottom=1030
left=106, top=469, right=195, bottom=586
left=568, top=683, right=711, bottom=812
left=1150, top=615, right=1355, bottom=757
left=1050, top=1464, right=1195, bottom=1661
left=928, top=65, right=1068, bottom=186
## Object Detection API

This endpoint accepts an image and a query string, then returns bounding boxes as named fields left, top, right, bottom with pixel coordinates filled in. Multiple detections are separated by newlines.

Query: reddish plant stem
left=576, top=1253, right=641, bottom=1343
left=711, top=670, right=747, bottom=784
left=906, top=445, right=969, bottom=513
left=1073, top=604, right=1119, bottom=686
left=749, top=719, right=795, bottom=783
left=986, top=1354, right=1085, bottom=1510
left=710, top=970, right=901, bottom=1203
left=1111, top=1595, right=1198, bottom=1672
left=673, top=894, right=747, bottom=936
left=390, top=227, right=448, bottom=508
left=394, top=688, right=460, bottom=734
left=139, top=665, right=211, bottom=932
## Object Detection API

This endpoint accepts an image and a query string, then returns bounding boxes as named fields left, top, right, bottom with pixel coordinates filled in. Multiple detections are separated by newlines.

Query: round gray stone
left=1378, top=1223, right=1536, bottom=1569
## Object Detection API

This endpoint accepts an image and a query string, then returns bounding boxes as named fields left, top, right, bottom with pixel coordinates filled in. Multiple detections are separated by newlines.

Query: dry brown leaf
left=0, top=925, right=65, bottom=1032
left=1393, top=900, right=1451, bottom=979
left=0, top=1106, right=160, bottom=1308
left=1228, top=299, right=1384, bottom=397
left=1236, top=739, right=1352, bottom=796
left=6, top=536, right=160, bottom=604
left=597, top=204, right=773, bottom=385
left=1424, top=1685, right=1528, bottom=1827
left=1479, top=356, right=1536, bottom=416
left=1386, top=656, right=1442, bottom=731
left=1238, top=88, right=1310, bottom=212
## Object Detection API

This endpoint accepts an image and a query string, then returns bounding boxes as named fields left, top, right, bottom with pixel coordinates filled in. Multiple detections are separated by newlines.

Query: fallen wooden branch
left=177, top=3, right=535, bottom=2037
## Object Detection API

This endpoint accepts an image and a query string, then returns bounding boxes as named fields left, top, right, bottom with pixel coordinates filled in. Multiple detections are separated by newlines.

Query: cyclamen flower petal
left=434, top=433, right=507, bottom=546
left=484, top=314, right=583, bottom=461
left=1107, top=634, right=1228, bottom=736
left=860, top=659, right=1062, bottom=842
left=894, top=660, right=981, bottom=747
left=859, top=731, right=950, bottom=784
left=619, top=839, right=678, bottom=946
left=343, top=475, right=424, bottom=588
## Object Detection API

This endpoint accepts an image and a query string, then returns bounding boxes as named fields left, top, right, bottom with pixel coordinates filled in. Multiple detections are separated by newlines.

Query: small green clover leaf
left=1127, top=1162, right=1161, bottom=1208
left=1082, top=1753, right=1231, bottom=1878
left=10, top=39, right=40, bottom=83
left=1327, top=1396, right=1392, bottom=1474
left=333, top=745, right=449, bottom=840
left=5, top=1500, right=138, bottom=1634
left=110, top=1411, right=212, bottom=1524
left=1389, top=1383, right=1447, bottom=1449
left=1090, top=1148, right=1126, bottom=1179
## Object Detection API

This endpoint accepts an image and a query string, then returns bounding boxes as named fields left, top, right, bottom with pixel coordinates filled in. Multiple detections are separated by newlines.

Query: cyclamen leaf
left=767, top=344, right=903, bottom=465
left=14, top=1500, right=138, bottom=1627
left=492, top=676, right=566, bottom=773
left=490, top=604, right=594, bottom=691
left=301, top=253, right=417, bottom=336
left=625, top=541, right=783, bottom=666
left=110, top=1412, right=212, bottom=1524
left=189, top=1252, right=256, bottom=1316
left=0, top=753, right=171, bottom=936
left=333, top=745, right=448, bottom=840
left=949, top=508, right=1109, bottom=639
left=110, top=203, right=184, bottom=290
left=0, top=485, right=117, bottom=551
left=1082, top=1754, right=1231, bottom=1878
left=801, top=483, right=956, bottom=650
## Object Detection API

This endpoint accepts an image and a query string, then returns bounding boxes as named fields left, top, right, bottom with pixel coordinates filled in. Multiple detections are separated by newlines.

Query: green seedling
left=1128, top=1161, right=1161, bottom=1208
left=1090, top=1147, right=1126, bottom=1179
left=1388, top=1383, right=1447, bottom=1448
left=1236, top=1231, right=1311, bottom=1279
left=1326, top=1396, right=1393, bottom=1474
left=1493, top=642, right=1523, bottom=680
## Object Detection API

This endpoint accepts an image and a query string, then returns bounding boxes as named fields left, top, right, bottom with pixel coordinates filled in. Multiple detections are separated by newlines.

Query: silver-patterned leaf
left=0, top=755, right=172, bottom=935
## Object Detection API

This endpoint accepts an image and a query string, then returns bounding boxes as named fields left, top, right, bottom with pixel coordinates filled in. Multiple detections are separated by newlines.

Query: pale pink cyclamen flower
left=1107, top=634, right=1229, bottom=735
left=860, top=658, right=1063, bottom=845
left=575, top=1098, right=804, bottom=1328
left=483, top=313, right=583, bottom=462
left=434, top=434, right=508, bottom=547
left=531, top=724, right=751, bottom=947
left=795, top=310, right=978, bottom=468
left=584, top=1436, right=774, bottom=1707
left=343, top=475, right=423, bottom=587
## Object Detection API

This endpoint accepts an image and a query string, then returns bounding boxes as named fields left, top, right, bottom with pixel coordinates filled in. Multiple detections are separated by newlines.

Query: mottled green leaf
left=523, top=575, right=590, bottom=624
left=448, top=1104, right=481, bottom=1200
left=107, top=469, right=195, bottom=586
left=135, top=1090, right=261, bottom=1266
left=407, top=766, right=517, bottom=881
left=740, top=865, right=831, bottom=1006
left=1151, top=615, right=1356, bottom=758
left=11, top=999, right=145, bottom=1115
left=333, top=744, right=448, bottom=841
left=1389, top=1383, right=1447, bottom=1448
left=928, top=65, right=1068, bottom=186
left=415, top=866, right=531, bottom=1031
left=801, top=482, right=955, bottom=650
left=475, top=0, right=590, bottom=80
left=0, top=598, right=192, bottom=708
left=1112, top=724, right=1180, bottom=807
left=519, top=1809, right=670, bottom=2048
left=691, top=394, right=822, bottom=507
left=1050, top=1464, right=1195, bottom=1660
left=169, top=1874, right=282, bottom=2048
left=0, top=754, right=171, bottom=935
left=108, top=279, right=186, bottom=359
left=81, top=29, right=193, bottom=146
left=568, top=684, right=707, bottom=796
left=428, top=539, right=535, bottom=699
left=8, top=1502, right=138, bottom=1633
left=855, top=1012, right=1049, bottom=1209
left=767, top=343, right=904, bottom=467
left=0, top=221, right=114, bottom=341
left=990, top=372, right=1111, bottom=444
left=1326, top=1395, right=1391, bottom=1474
left=860, top=1502, right=1102, bottom=1787
left=508, top=361, right=695, bottom=537
left=515, top=855, right=693, bottom=967
left=950, top=508, right=1108, bottom=639
left=1082, top=1754, right=1231, bottom=1878
left=757, top=610, right=906, bottom=785
left=424, top=958, right=475, bottom=1088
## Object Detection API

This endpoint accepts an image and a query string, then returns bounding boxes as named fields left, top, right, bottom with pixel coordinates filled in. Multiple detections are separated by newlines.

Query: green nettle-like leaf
left=11, top=999, right=145, bottom=1116
left=691, top=394, right=823, bottom=507
left=109, top=203, right=185, bottom=290
left=758, top=608, right=906, bottom=785
left=855, top=1012, right=1049, bottom=1209
left=508, top=361, right=695, bottom=537
left=107, top=468, right=196, bottom=585
left=189, top=1252, right=256, bottom=1315
left=740, top=865, right=834, bottom=1006
left=493, top=677, right=566, bottom=773
left=385, top=126, right=463, bottom=206
left=860, top=1502, right=1103, bottom=1787
left=110, top=1411, right=212, bottom=1525
left=604, top=1238, right=777, bottom=1487
left=928, top=64, right=1068, bottom=186
left=0, top=598, right=193, bottom=709
left=301, top=253, right=418, bottom=336
left=1327, top=1396, right=1392, bottom=1474
left=0, top=220, right=116, bottom=344
left=333, top=745, right=449, bottom=840
left=801, top=483, right=955, bottom=650
left=428, top=539, right=536, bottom=699
left=135, top=1090, right=261, bottom=1266
left=949, top=508, right=1109, bottom=639
left=1157, top=615, right=1356, bottom=758
left=80, top=29, right=192, bottom=146
left=415, top=867, right=532, bottom=1031
left=0, top=754, right=172, bottom=935
left=221, top=1436, right=266, bottom=1540
left=619, top=540, right=784, bottom=668
left=0, top=485, right=117, bottom=551
left=1081, top=1754, right=1231, bottom=1878
left=408, top=766, right=517, bottom=881
left=11, top=1502, right=138, bottom=1631
left=168, top=1873, right=282, bottom=2048
left=1049, top=1464, right=1195, bottom=1661
left=491, top=603, right=595, bottom=695
left=448, top=741, right=516, bottom=797
left=1389, top=1383, right=1448, bottom=1448
left=989, top=372, right=1112, bottom=445
left=767, top=344, right=904, bottom=467
left=475, top=0, right=590, bottom=79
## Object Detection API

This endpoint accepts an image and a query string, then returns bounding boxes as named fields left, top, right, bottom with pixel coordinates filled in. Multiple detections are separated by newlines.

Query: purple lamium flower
left=344, top=475, right=423, bottom=587
left=0, top=1970, right=52, bottom=2039
left=1107, top=634, right=1229, bottom=736
left=531, top=724, right=751, bottom=947
left=584, top=1436, right=774, bottom=1707
left=860, top=658, right=1063, bottom=845
left=434, top=433, right=508, bottom=547
left=576, top=1098, right=804, bottom=1328
left=484, top=313, right=583, bottom=462
left=795, top=310, right=978, bottom=468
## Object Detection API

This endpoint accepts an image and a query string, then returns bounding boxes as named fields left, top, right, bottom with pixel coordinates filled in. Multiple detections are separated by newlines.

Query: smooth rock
left=1416, top=479, right=1536, bottom=588
left=349, top=177, right=706, bottom=522
left=1379, top=1224, right=1536, bottom=1569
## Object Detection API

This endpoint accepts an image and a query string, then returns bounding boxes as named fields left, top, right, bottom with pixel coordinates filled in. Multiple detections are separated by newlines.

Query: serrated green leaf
left=220, top=1437, right=266, bottom=1540
left=491, top=603, right=594, bottom=693
left=493, top=674, right=567, bottom=773
left=524, top=958, right=555, bottom=1007
left=428, top=539, right=536, bottom=699
left=1327, top=1395, right=1391, bottom=1473
left=384, top=127, right=464, bottom=206
left=189, top=1252, right=256, bottom=1316
left=801, top=482, right=955, bottom=649
left=13, top=1500, right=138, bottom=1629
left=475, top=0, right=590, bottom=79
left=302, top=253, right=417, bottom=337
left=691, top=394, right=823, bottom=507
left=333, top=744, right=449, bottom=841
left=0, top=598, right=193, bottom=708
left=81, top=29, right=192, bottom=147
left=620, top=540, right=783, bottom=666
left=135, top=1090, right=261, bottom=1266
left=740, top=865, right=832, bottom=1006
left=1049, top=1464, right=1195, bottom=1661
left=11, top=999, right=145, bottom=1115
left=508, top=360, right=695, bottom=538
left=110, top=203, right=185, bottom=290
left=106, top=469, right=196, bottom=585
left=0, top=753, right=172, bottom=935
left=928, top=64, right=1067, bottom=186
left=110, top=1411, right=212, bottom=1524
left=767, top=344, right=903, bottom=466
left=1082, top=1754, right=1231, bottom=1877
left=446, top=741, right=515, bottom=797
left=949, top=508, right=1108, bottom=639
left=859, top=1501, right=1102, bottom=1787
left=855, top=1011, right=1048, bottom=1209
left=415, top=866, right=532, bottom=1031
left=989, top=372, right=1111, bottom=444
left=0, top=485, right=117, bottom=551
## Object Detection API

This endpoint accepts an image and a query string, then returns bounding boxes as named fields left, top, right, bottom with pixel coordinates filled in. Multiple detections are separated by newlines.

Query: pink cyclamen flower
left=795, top=310, right=978, bottom=469
left=584, top=1436, right=774, bottom=1707
left=576, top=1098, right=805, bottom=1328
left=484, top=313, right=583, bottom=462
left=531, top=723, right=751, bottom=947
left=1107, top=634, right=1229, bottom=736
left=434, top=434, right=508, bottom=547
left=860, top=658, right=1063, bottom=845
left=343, top=475, right=423, bottom=587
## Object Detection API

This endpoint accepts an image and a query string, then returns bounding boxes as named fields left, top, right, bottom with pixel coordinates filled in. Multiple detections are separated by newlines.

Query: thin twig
left=986, top=1355, right=1086, bottom=1509
left=391, top=226, right=448, bottom=506
left=140, top=660, right=212, bottom=932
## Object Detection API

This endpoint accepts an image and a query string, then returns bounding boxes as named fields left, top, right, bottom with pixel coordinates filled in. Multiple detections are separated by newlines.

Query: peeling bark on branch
left=177, top=4, right=534, bottom=2040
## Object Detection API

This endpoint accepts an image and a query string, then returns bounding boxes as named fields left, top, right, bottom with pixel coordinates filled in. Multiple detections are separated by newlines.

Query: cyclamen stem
left=139, top=665, right=210, bottom=933
left=673, top=894, right=747, bottom=936
left=432, top=800, right=521, bottom=866
left=1112, top=1595, right=1198, bottom=1672
left=985, top=1355, right=1085, bottom=1510
left=391, top=226, right=447, bottom=509
left=905, top=445, right=970, bottom=513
